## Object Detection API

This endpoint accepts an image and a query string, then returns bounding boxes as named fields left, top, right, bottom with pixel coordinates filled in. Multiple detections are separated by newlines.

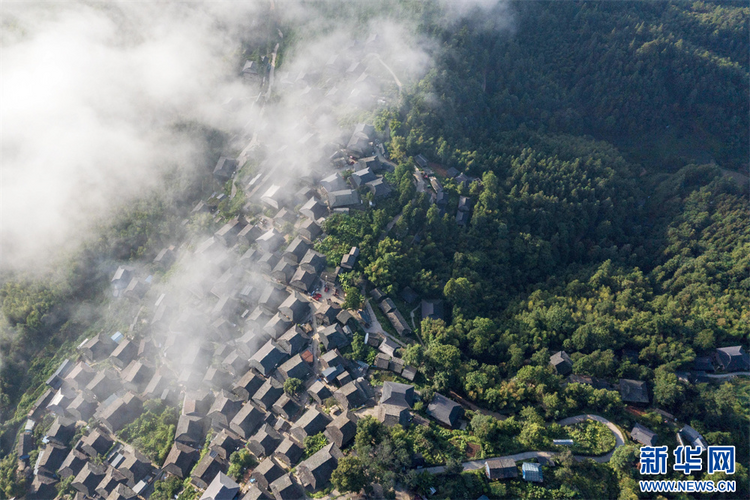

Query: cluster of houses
left=14, top=111, right=477, bottom=500
left=548, top=347, right=745, bottom=450
left=412, top=153, right=478, bottom=226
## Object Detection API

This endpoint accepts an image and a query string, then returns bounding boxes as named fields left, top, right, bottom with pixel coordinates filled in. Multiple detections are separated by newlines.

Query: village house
left=192, top=449, right=229, bottom=490
left=485, top=458, right=518, bottom=480
left=421, top=299, right=444, bottom=321
left=259, top=286, right=288, bottom=315
left=222, top=350, right=250, bottom=376
left=213, top=157, right=237, bottom=183
left=207, top=392, right=244, bottom=430
left=618, top=378, right=649, bottom=405
left=63, top=361, right=96, bottom=390
left=380, top=298, right=396, bottom=314
left=209, top=429, right=241, bottom=460
left=263, top=314, right=292, bottom=340
left=163, top=443, right=200, bottom=478
left=378, top=337, right=399, bottom=358
left=377, top=381, right=414, bottom=427
left=201, top=472, right=239, bottom=500
left=387, top=310, right=412, bottom=335
left=230, top=401, right=266, bottom=439
left=277, top=354, right=310, bottom=381
left=111, top=266, right=134, bottom=289
left=297, top=443, right=344, bottom=491
left=316, top=304, right=340, bottom=326
left=284, top=237, right=310, bottom=264
left=271, top=259, right=296, bottom=285
left=45, top=359, right=72, bottom=389
left=46, top=416, right=76, bottom=445
left=550, top=351, right=573, bottom=376
left=274, top=437, right=304, bottom=467
left=319, top=324, right=349, bottom=351
left=258, top=252, right=281, bottom=274
left=252, top=377, right=285, bottom=411
left=320, top=172, right=347, bottom=193
left=276, top=326, right=308, bottom=356
left=298, top=219, right=322, bottom=242
left=278, top=294, right=309, bottom=323
left=327, top=189, right=360, bottom=209
left=368, top=178, right=392, bottom=198
left=244, top=484, right=273, bottom=500
left=238, top=224, right=264, bottom=246
left=251, top=457, right=285, bottom=490
left=325, top=412, right=357, bottom=449
left=300, top=249, right=327, bottom=274
left=153, top=246, right=176, bottom=269
left=248, top=423, right=283, bottom=458
left=426, top=393, right=464, bottom=428
left=35, top=442, right=68, bottom=477
left=67, top=392, right=98, bottom=422
left=320, top=349, right=344, bottom=370
left=300, top=197, right=328, bottom=221
left=175, top=415, right=206, bottom=447
left=58, top=448, right=88, bottom=479
left=79, top=333, right=117, bottom=362
left=256, top=229, right=285, bottom=253
left=307, top=380, right=333, bottom=405
left=123, top=277, right=150, bottom=301
left=98, top=392, right=143, bottom=433
left=116, top=449, right=154, bottom=488
left=713, top=346, right=750, bottom=372
left=261, top=184, right=286, bottom=210
left=72, top=462, right=107, bottom=497
left=290, top=268, right=318, bottom=293
left=95, top=468, right=129, bottom=498
left=270, top=473, right=304, bottom=500
left=249, top=340, right=289, bottom=376
left=215, top=218, right=245, bottom=247
left=80, top=428, right=114, bottom=458
left=339, top=247, right=359, bottom=270
left=233, top=369, right=265, bottom=401
left=272, top=393, right=301, bottom=420
left=631, top=423, right=658, bottom=446
left=334, top=381, right=368, bottom=411
left=291, top=408, right=331, bottom=443
left=522, top=462, right=543, bottom=483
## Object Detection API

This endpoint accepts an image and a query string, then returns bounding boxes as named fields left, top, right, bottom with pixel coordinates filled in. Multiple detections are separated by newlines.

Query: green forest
left=0, top=1, right=748, bottom=499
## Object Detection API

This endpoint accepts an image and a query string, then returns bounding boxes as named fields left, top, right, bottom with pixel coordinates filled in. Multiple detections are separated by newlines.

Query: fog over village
left=1, top=1, right=748, bottom=499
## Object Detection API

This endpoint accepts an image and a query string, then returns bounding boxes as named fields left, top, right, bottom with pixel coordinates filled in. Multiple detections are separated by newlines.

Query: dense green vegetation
left=318, top=2, right=749, bottom=498
left=566, top=420, right=616, bottom=456
left=303, top=432, right=329, bottom=458
left=150, top=475, right=183, bottom=500
left=227, top=448, right=257, bottom=481
left=118, top=400, right=179, bottom=465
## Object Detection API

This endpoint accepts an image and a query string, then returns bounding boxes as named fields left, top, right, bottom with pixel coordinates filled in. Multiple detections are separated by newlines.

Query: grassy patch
left=566, top=420, right=616, bottom=456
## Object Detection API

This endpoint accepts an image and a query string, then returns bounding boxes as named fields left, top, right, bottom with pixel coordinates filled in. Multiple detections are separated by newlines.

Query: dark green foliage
left=117, top=400, right=179, bottom=465
left=283, top=377, right=303, bottom=396
left=227, top=448, right=256, bottom=481
left=330, top=456, right=367, bottom=494
left=150, top=475, right=183, bottom=500
left=566, top=420, right=617, bottom=456
left=0, top=453, right=26, bottom=499
left=303, top=432, right=328, bottom=458
left=342, top=286, right=363, bottom=310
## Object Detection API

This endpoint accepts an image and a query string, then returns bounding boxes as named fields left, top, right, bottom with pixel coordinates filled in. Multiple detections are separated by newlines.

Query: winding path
left=706, top=372, right=750, bottom=379
left=424, top=414, right=625, bottom=474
